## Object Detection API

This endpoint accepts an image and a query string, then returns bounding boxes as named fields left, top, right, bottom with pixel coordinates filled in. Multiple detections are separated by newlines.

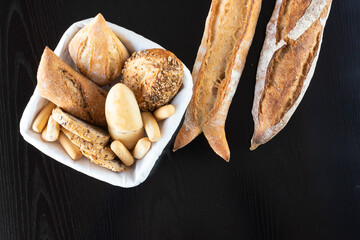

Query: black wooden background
left=1, top=0, right=360, bottom=239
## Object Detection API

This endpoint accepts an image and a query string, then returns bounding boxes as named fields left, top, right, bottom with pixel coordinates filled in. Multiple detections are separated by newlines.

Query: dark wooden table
left=1, top=0, right=360, bottom=239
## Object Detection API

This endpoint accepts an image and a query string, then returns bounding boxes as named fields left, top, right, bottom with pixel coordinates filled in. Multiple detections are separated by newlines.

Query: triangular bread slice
left=53, top=107, right=110, bottom=146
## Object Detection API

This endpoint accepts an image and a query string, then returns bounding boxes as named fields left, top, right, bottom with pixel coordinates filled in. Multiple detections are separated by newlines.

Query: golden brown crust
left=276, top=0, right=312, bottom=43
left=174, top=0, right=262, bottom=161
left=260, top=21, right=321, bottom=130
left=251, top=0, right=333, bottom=150
left=121, top=49, right=184, bottom=111
left=69, top=13, right=129, bottom=86
left=37, top=47, right=108, bottom=127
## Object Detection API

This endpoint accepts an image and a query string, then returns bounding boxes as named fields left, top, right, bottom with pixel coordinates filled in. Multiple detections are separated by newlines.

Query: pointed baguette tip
left=223, top=156, right=230, bottom=162
left=250, top=138, right=260, bottom=151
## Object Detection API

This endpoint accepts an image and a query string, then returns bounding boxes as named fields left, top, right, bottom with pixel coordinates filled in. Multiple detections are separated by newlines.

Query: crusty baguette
left=37, top=47, right=108, bottom=127
left=174, top=0, right=262, bottom=161
left=250, top=0, right=333, bottom=150
left=52, top=107, right=110, bottom=146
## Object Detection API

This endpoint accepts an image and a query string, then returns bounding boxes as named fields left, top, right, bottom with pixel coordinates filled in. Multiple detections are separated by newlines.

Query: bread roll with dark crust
left=250, top=0, right=333, bottom=150
left=69, top=13, right=129, bottom=86
left=37, top=47, right=107, bottom=127
left=121, top=49, right=184, bottom=111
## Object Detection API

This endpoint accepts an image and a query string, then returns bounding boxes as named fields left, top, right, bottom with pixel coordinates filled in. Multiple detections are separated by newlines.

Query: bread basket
left=19, top=17, right=193, bottom=188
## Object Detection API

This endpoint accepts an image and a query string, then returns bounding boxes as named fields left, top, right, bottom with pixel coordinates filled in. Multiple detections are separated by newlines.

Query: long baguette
left=173, top=0, right=262, bottom=161
left=250, top=0, right=333, bottom=150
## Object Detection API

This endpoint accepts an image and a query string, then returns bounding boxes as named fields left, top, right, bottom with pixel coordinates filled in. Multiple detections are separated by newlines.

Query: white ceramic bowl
left=19, top=18, right=193, bottom=188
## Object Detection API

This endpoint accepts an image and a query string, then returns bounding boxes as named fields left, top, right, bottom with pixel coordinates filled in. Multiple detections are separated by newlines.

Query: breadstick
left=153, top=105, right=175, bottom=121
left=132, top=137, right=151, bottom=159
left=141, top=112, right=161, bottom=142
left=110, top=140, right=134, bottom=167
left=32, top=101, right=56, bottom=133
left=41, top=125, right=49, bottom=142
left=58, top=132, right=82, bottom=160
left=41, top=115, right=60, bottom=142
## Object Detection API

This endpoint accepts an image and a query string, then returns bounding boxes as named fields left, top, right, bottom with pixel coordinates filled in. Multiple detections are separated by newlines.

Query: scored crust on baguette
left=52, top=107, right=110, bottom=146
left=37, top=47, right=108, bottom=127
left=250, top=0, right=333, bottom=150
left=174, top=0, right=262, bottom=161
left=61, top=127, right=115, bottom=161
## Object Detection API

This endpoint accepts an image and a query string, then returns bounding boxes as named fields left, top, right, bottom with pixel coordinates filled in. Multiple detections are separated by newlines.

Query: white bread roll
left=69, top=13, right=129, bottom=86
left=105, top=83, right=144, bottom=149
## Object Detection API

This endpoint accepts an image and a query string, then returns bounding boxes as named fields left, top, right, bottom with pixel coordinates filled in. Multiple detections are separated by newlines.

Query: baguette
left=37, top=47, right=108, bottom=127
left=250, top=0, right=333, bottom=150
left=174, top=0, right=262, bottom=161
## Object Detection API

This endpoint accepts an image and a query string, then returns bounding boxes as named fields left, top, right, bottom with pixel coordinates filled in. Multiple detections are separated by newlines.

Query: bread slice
left=61, top=127, right=115, bottom=161
left=250, top=0, right=333, bottom=150
left=80, top=150, right=126, bottom=172
left=37, top=47, right=108, bottom=127
left=53, top=107, right=110, bottom=146
left=174, top=0, right=262, bottom=161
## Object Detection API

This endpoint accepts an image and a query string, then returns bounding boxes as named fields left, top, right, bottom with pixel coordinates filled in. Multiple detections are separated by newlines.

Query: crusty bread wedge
left=37, top=47, right=107, bottom=127
left=174, top=0, right=262, bottom=161
left=250, top=0, right=333, bottom=150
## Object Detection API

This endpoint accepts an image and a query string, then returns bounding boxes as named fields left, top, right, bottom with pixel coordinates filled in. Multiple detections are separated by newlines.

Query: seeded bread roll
left=37, top=47, right=107, bottom=127
left=69, top=13, right=129, bottom=86
left=121, top=49, right=184, bottom=111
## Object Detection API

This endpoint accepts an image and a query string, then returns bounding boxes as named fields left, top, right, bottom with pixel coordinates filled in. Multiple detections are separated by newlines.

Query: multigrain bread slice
left=60, top=127, right=124, bottom=172
left=61, top=127, right=115, bottom=161
left=80, top=150, right=126, bottom=172
left=174, top=0, right=262, bottom=161
left=53, top=107, right=110, bottom=146
left=37, top=47, right=107, bottom=127
left=250, top=0, right=333, bottom=150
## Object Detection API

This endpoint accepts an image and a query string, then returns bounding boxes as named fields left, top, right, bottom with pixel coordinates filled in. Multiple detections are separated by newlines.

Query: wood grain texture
left=1, top=0, right=360, bottom=239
